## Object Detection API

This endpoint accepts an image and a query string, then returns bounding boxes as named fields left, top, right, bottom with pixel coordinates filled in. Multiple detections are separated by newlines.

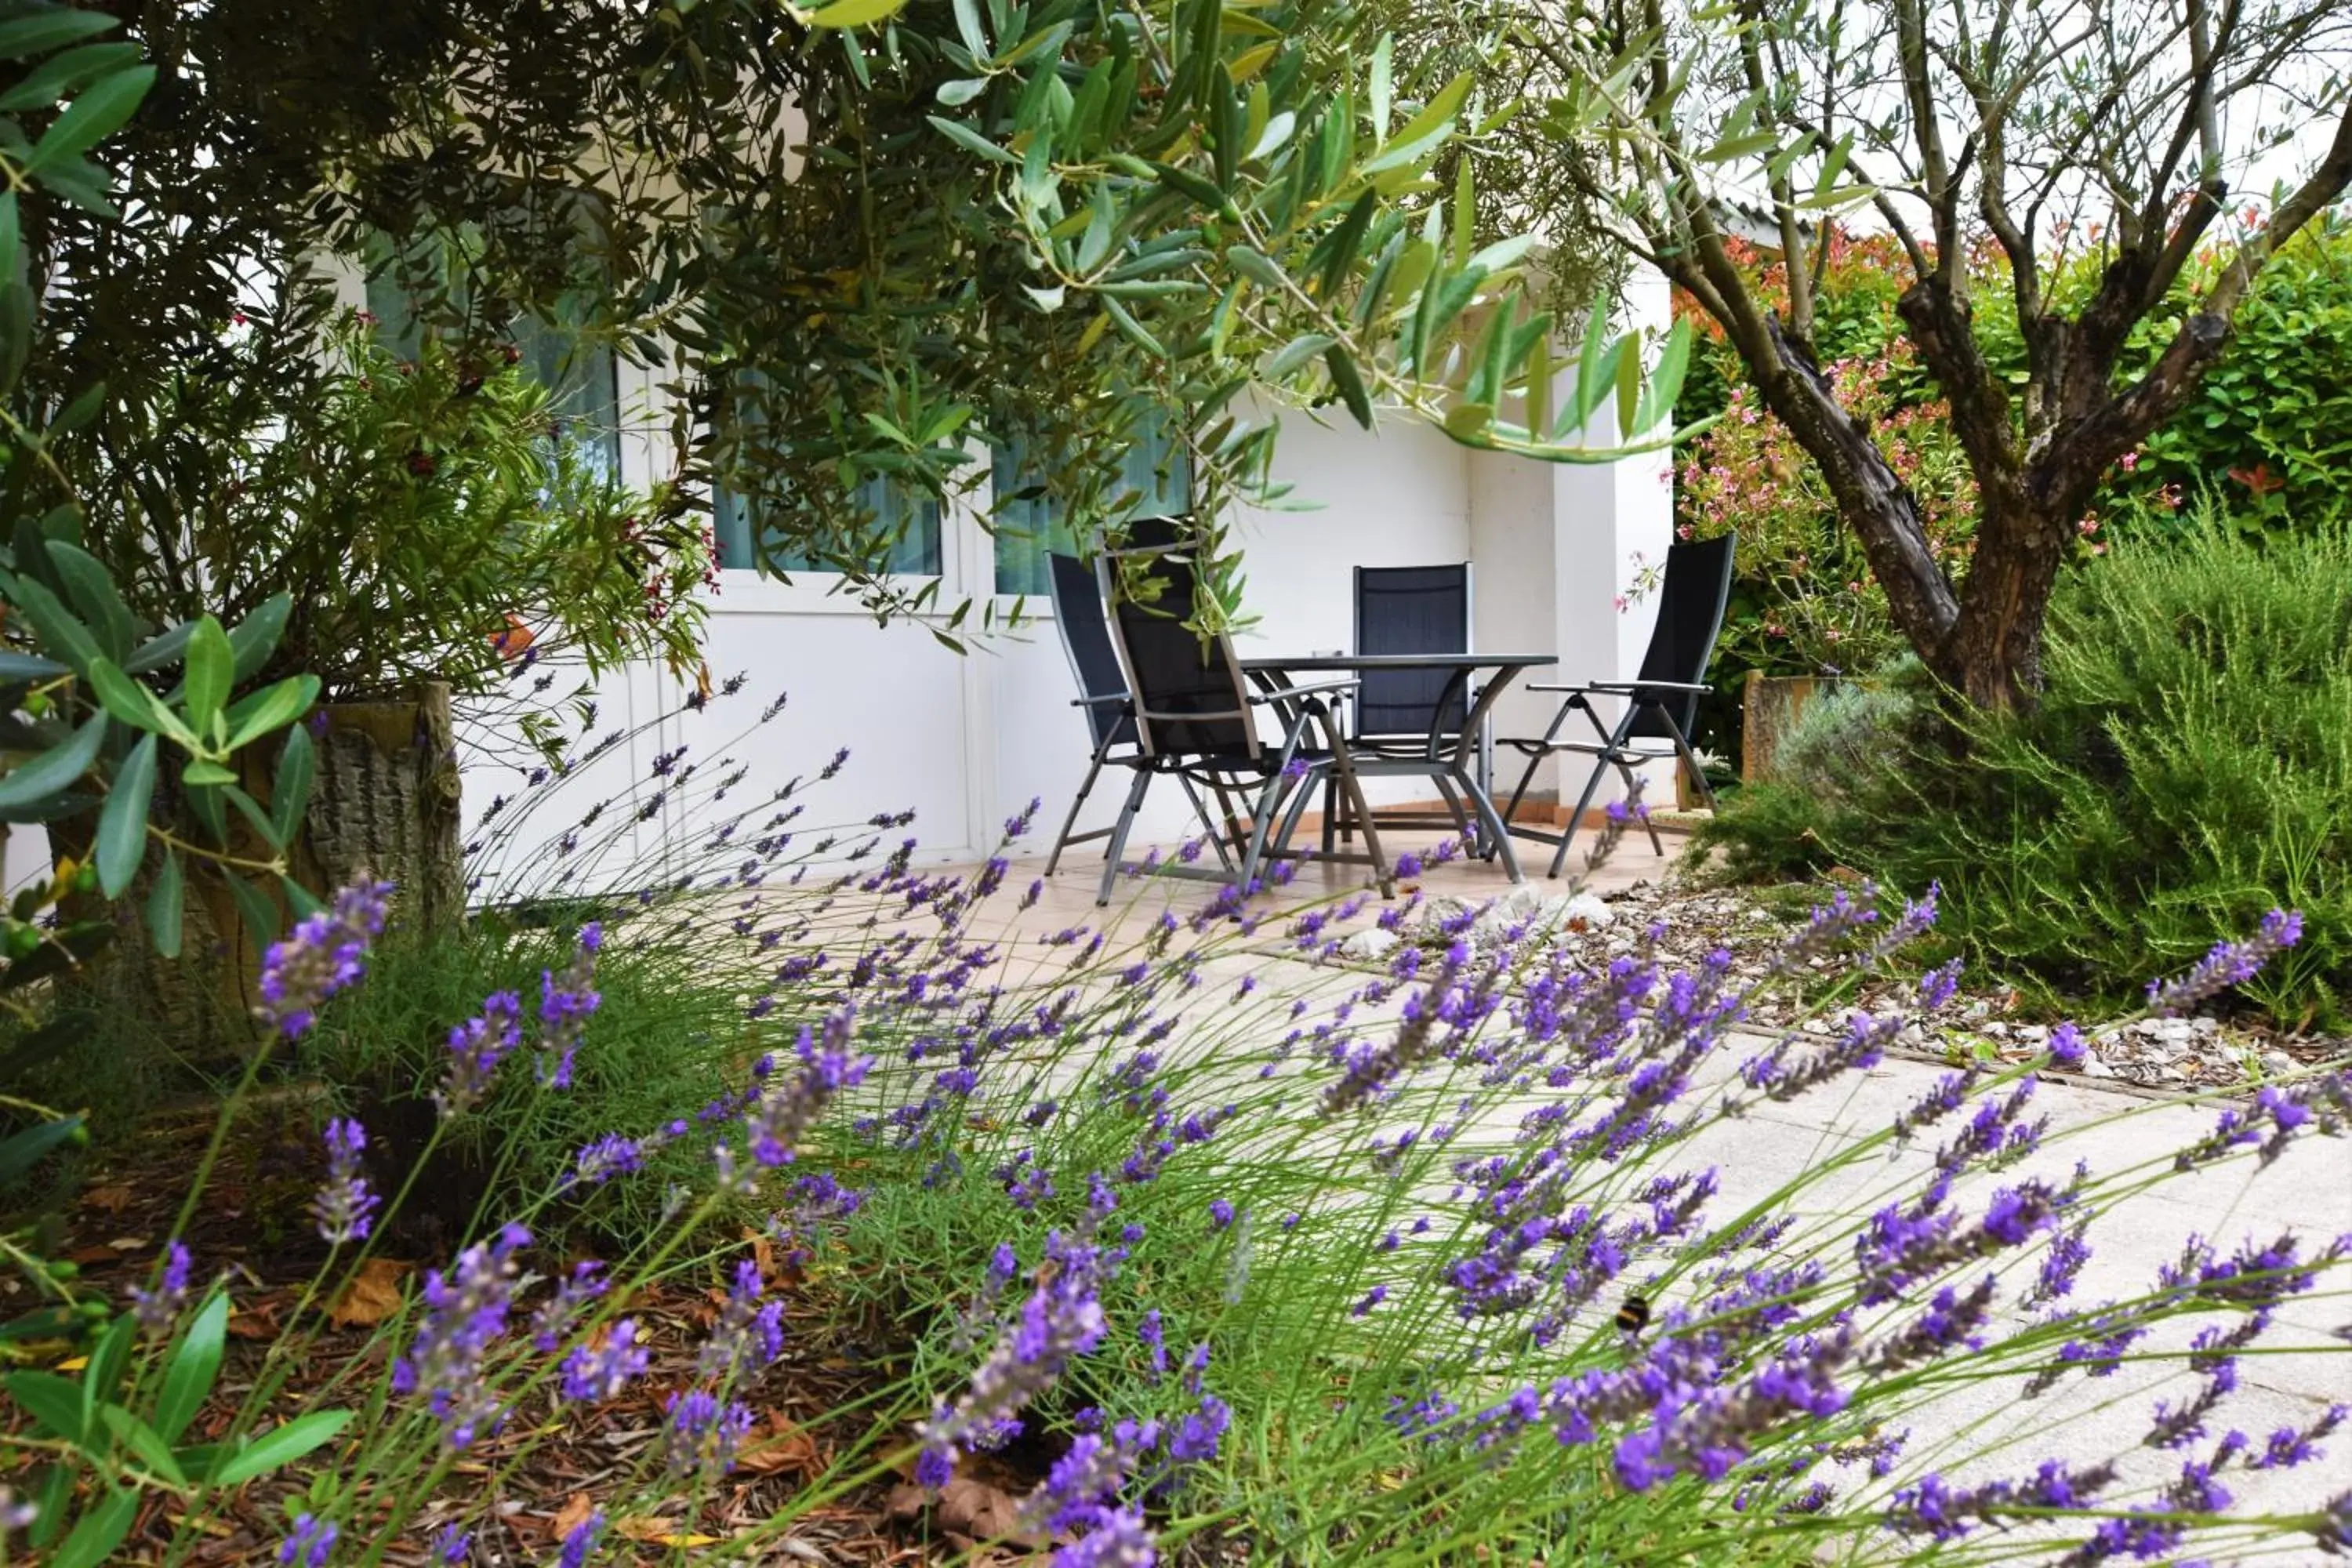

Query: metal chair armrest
left=1580, top=679, right=1714, bottom=694
left=1070, top=694, right=1132, bottom=708
left=1247, top=677, right=1359, bottom=702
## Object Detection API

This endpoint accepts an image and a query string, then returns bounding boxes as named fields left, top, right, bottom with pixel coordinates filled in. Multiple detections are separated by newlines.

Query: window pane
left=361, top=225, right=622, bottom=477
left=714, top=476, right=941, bottom=577
left=991, top=416, right=1191, bottom=596
left=514, top=314, right=622, bottom=479
left=989, top=440, right=1076, bottom=598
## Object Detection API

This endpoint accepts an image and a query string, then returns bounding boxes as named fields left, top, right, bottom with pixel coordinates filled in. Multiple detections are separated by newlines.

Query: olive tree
left=1484, top=0, right=2352, bottom=708
left=30, top=0, right=1700, bottom=649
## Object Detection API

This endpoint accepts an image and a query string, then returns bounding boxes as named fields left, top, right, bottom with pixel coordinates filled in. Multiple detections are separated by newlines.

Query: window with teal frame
left=713, top=476, right=942, bottom=577
left=361, top=220, right=622, bottom=477
left=991, top=417, right=1192, bottom=597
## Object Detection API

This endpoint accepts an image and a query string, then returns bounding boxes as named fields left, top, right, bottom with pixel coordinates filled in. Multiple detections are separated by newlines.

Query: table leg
left=1454, top=663, right=1534, bottom=877
left=1454, top=763, right=1522, bottom=882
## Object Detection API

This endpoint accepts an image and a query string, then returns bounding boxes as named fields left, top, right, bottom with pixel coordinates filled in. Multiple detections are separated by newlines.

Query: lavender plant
left=5, top=699, right=2347, bottom=1567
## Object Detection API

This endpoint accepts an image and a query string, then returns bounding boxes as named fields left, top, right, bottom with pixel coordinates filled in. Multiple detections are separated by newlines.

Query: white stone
left=1340, top=927, right=1401, bottom=964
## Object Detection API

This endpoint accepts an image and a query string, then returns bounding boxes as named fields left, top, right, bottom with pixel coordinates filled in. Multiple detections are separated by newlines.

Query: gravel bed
left=1330, top=873, right=2344, bottom=1094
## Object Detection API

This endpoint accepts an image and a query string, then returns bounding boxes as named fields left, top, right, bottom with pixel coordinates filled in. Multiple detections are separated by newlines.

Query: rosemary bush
left=1702, top=512, right=2351, bottom=1026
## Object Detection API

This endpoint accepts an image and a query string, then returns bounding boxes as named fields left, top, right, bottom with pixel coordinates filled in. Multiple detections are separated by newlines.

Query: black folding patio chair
left=1098, top=525, right=1395, bottom=907
left=1319, top=563, right=1486, bottom=848
left=1040, top=550, right=1236, bottom=880
left=1497, top=532, right=1736, bottom=878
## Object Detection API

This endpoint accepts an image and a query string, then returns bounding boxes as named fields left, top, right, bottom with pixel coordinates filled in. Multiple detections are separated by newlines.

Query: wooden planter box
left=1741, top=671, right=1830, bottom=784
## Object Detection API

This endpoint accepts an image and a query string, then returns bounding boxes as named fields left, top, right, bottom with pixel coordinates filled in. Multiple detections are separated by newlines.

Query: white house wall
left=307, top=258, right=1679, bottom=898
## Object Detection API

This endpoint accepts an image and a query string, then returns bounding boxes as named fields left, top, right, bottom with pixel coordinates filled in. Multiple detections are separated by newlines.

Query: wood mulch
left=3, top=1097, right=1058, bottom=1566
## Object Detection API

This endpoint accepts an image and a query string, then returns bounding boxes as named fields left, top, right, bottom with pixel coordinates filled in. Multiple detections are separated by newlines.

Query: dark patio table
left=1240, top=652, right=1556, bottom=882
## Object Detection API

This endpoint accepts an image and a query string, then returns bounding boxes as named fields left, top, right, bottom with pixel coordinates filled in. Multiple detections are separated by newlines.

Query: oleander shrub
left=1702, top=514, right=2352, bottom=1025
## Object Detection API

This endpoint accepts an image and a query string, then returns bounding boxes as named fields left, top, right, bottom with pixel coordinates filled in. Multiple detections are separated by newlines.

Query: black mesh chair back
left=1047, top=552, right=1135, bottom=752
left=1109, top=546, right=1255, bottom=760
left=1627, top=533, right=1737, bottom=741
left=1354, top=564, right=1472, bottom=741
left=1120, top=512, right=1188, bottom=551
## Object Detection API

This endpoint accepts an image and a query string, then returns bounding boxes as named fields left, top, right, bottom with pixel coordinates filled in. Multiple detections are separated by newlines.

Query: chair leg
left=1097, top=768, right=1153, bottom=906
left=1319, top=775, right=1338, bottom=857
left=1325, top=746, right=1393, bottom=897
left=1661, top=713, right=1718, bottom=811
left=1044, top=745, right=1112, bottom=877
left=1271, top=768, right=1322, bottom=867
left=1550, top=753, right=1612, bottom=880
left=1177, top=776, right=1239, bottom=872
left=1610, top=753, right=1667, bottom=855
left=1236, top=772, right=1289, bottom=892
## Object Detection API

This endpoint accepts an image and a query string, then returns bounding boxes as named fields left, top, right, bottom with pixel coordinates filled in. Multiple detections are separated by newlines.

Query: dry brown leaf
left=884, top=1483, right=928, bottom=1522
left=550, top=1493, right=597, bottom=1540
left=615, top=1515, right=722, bottom=1548
left=737, top=1415, right=821, bottom=1475
left=327, top=1258, right=412, bottom=1327
left=106, top=1236, right=150, bottom=1251
left=227, top=1299, right=283, bottom=1341
left=745, top=1225, right=777, bottom=1284
left=937, top=1476, right=1027, bottom=1544
left=82, top=1184, right=135, bottom=1213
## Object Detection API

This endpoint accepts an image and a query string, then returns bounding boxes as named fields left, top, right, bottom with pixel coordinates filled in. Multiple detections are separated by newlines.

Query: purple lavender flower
left=557, top=1509, right=604, bottom=1568
left=1208, top=1198, right=1236, bottom=1232
left=256, top=880, right=394, bottom=1036
left=746, top=1009, right=872, bottom=1167
left=1864, top=1277, right=1996, bottom=1372
left=919, top=1231, right=1107, bottom=1486
left=429, top=1524, right=470, bottom=1563
left=697, top=1259, right=786, bottom=1378
left=129, top=1240, right=192, bottom=1336
left=1168, top=1390, right=1231, bottom=1463
left=1138, top=1309, right=1167, bottom=1381
left=279, top=1514, right=338, bottom=1568
left=1022, top=1432, right=1135, bottom=1536
left=560, top=1318, right=648, bottom=1404
left=2250, top=1405, right=2343, bottom=1470
left=535, top=926, right=603, bottom=1089
left=2047, top=1021, right=2089, bottom=1069
left=663, top=1388, right=757, bottom=1477
left=1058, top=1506, right=1156, bottom=1567
left=2314, top=1489, right=2350, bottom=1555
left=392, top=1223, right=530, bottom=1448
left=565, top=1131, right=655, bottom=1188
left=531, top=1262, right=608, bottom=1351
left=312, top=1118, right=378, bottom=1243
left=436, top=992, right=522, bottom=1116
left=2146, top=909, right=2303, bottom=1016
left=1886, top=1459, right=2121, bottom=1541
left=1609, top=1330, right=1853, bottom=1490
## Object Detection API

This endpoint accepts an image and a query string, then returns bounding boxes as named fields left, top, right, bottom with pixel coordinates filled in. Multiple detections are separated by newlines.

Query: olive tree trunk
left=68, top=684, right=464, bottom=1056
